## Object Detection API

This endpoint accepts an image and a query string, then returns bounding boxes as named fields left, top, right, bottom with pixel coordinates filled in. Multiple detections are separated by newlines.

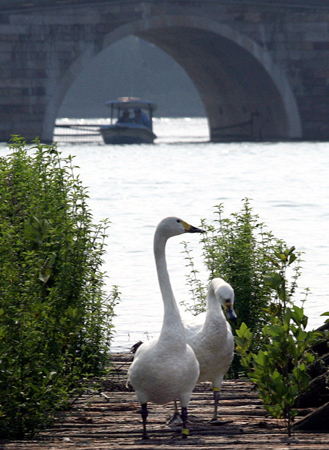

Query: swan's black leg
left=210, top=389, right=220, bottom=422
left=210, top=388, right=227, bottom=425
left=141, top=403, right=149, bottom=439
left=180, top=406, right=189, bottom=438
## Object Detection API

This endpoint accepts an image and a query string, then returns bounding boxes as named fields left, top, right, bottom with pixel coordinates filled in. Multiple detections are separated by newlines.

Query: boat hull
left=100, top=124, right=156, bottom=144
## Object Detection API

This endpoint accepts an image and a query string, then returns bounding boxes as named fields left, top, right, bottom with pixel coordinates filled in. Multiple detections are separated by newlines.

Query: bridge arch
left=49, top=13, right=302, bottom=141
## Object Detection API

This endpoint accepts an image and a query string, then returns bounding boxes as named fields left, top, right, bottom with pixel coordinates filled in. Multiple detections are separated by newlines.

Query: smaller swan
left=181, top=278, right=237, bottom=423
left=127, top=217, right=204, bottom=439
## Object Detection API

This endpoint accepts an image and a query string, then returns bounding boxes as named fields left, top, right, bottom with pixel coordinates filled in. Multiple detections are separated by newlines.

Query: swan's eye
left=176, top=219, right=181, bottom=223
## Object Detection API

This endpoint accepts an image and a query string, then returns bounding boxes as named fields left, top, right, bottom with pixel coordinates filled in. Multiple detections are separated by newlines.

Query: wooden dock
left=1, top=353, right=328, bottom=450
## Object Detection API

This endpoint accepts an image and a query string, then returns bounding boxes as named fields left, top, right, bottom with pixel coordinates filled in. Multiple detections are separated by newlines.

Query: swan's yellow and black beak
left=225, top=301, right=237, bottom=321
left=182, top=220, right=205, bottom=234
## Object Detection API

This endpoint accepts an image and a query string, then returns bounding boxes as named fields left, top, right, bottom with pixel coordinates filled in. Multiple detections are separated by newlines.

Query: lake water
left=1, top=118, right=328, bottom=352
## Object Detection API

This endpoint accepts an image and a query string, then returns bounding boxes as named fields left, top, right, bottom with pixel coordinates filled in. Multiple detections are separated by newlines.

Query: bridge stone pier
left=1, top=0, right=329, bottom=142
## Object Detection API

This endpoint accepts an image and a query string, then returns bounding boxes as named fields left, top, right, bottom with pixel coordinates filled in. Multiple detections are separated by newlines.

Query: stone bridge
left=1, top=0, right=329, bottom=142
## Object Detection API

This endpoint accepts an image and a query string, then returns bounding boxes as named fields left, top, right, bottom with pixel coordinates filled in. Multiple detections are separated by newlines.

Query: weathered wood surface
left=1, top=353, right=329, bottom=450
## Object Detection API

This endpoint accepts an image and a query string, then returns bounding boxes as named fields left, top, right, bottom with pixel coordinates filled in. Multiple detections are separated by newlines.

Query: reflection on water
left=1, top=119, right=328, bottom=353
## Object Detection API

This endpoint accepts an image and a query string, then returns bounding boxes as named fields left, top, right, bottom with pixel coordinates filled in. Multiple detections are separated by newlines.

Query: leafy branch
left=236, top=246, right=321, bottom=437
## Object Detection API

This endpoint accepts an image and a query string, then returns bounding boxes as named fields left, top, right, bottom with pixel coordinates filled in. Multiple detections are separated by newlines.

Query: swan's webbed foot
left=209, top=417, right=229, bottom=426
left=167, top=412, right=182, bottom=425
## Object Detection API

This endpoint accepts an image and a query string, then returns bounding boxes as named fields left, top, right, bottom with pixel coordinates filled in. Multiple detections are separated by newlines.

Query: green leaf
left=264, top=273, right=284, bottom=289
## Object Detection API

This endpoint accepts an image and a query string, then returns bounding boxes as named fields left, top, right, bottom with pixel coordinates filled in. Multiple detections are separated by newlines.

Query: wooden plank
left=1, top=353, right=329, bottom=450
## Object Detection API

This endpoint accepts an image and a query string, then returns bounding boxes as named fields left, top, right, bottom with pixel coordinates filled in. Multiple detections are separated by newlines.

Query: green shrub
left=0, top=136, right=119, bottom=438
left=235, top=247, right=321, bottom=436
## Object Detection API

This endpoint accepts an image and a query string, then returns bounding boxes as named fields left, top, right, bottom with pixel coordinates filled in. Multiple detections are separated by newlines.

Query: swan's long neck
left=205, top=282, right=226, bottom=321
left=154, top=233, right=185, bottom=346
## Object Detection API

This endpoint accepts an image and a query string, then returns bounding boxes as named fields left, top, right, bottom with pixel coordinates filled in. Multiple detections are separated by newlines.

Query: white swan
left=178, top=278, right=237, bottom=424
left=127, top=217, right=204, bottom=439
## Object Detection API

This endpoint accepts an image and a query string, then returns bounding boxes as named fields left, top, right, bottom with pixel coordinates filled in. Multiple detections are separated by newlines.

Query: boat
left=100, top=97, right=157, bottom=144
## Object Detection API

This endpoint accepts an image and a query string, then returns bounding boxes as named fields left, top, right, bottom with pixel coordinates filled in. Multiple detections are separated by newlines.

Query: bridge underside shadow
left=135, top=22, right=301, bottom=142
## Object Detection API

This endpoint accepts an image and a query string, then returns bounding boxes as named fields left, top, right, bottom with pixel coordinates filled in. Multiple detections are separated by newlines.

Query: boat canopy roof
left=105, top=97, right=157, bottom=112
